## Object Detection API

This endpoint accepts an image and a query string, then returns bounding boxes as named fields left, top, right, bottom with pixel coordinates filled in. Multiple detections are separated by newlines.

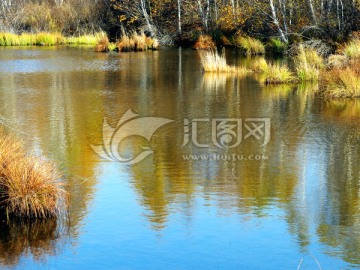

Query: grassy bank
left=317, top=39, right=360, bottom=98
left=0, top=32, right=106, bottom=46
left=0, top=129, right=66, bottom=219
left=0, top=31, right=159, bottom=53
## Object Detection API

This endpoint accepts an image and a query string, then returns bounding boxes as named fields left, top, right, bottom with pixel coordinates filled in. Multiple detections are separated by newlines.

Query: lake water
left=0, top=46, right=359, bottom=270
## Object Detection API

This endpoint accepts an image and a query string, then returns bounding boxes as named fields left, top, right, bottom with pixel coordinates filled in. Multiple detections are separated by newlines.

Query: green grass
left=35, top=32, right=64, bottom=46
left=0, top=32, right=107, bottom=46
left=260, top=63, right=295, bottom=84
left=296, top=65, right=319, bottom=82
left=108, top=43, right=117, bottom=51
left=65, top=32, right=105, bottom=46
left=0, top=32, right=64, bottom=46
left=343, top=39, right=360, bottom=59
left=236, top=36, right=265, bottom=56
left=268, top=38, right=287, bottom=55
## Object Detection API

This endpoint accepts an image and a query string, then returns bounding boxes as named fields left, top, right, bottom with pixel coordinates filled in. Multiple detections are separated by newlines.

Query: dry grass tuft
left=320, top=60, right=360, bottom=98
left=220, top=36, right=232, bottom=46
left=0, top=130, right=66, bottom=219
left=117, top=33, right=135, bottom=52
left=0, top=156, right=66, bottom=218
left=117, top=32, right=159, bottom=52
left=0, top=131, right=25, bottom=167
left=94, top=35, right=110, bottom=52
left=193, top=35, right=216, bottom=50
left=198, top=49, right=249, bottom=74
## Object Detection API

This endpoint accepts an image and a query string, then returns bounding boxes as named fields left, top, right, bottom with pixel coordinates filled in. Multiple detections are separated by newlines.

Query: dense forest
left=0, top=0, right=359, bottom=45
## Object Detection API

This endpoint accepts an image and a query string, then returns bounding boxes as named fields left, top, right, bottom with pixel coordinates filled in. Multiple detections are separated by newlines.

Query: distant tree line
left=0, top=0, right=359, bottom=43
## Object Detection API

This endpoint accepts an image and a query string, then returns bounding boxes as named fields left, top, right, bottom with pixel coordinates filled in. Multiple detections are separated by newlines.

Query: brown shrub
left=193, top=35, right=216, bottom=50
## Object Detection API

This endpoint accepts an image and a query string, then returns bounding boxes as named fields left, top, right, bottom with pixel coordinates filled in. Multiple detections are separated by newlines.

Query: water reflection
left=0, top=218, right=65, bottom=266
left=0, top=47, right=359, bottom=269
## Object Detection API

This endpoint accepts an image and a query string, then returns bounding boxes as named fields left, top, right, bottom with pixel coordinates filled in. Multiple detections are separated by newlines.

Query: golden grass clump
left=198, top=48, right=249, bottom=74
left=0, top=130, right=66, bottom=219
left=0, top=156, right=65, bottom=218
left=296, top=45, right=325, bottom=69
left=236, top=36, right=265, bottom=56
left=250, top=57, right=268, bottom=73
left=0, top=132, right=24, bottom=167
left=296, top=64, right=319, bottom=82
left=117, top=33, right=135, bottom=52
left=295, top=45, right=324, bottom=82
left=132, top=32, right=147, bottom=51
left=193, top=35, right=216, bottom=50
left=117, top=32, right=159, bottom=52
left=343, top=39, right=360, bottom=59
left=260, top=63, right=295, bottom=84
left=94, top=36, right=110, bottom=52
left=320, top=60, right=360, bottom=98
left=145, top=36, right=159, bottom=50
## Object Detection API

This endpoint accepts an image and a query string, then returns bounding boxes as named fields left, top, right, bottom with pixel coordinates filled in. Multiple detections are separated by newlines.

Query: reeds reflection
left=0, top=218, right=66, bottom=267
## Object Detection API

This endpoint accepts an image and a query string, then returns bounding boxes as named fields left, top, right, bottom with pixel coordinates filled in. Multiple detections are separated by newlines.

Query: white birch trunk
left=269, top=0, right=288, bottom=42
left=177, top=0, right=182, bottom=35
left=140, top=0, right=156, bottom=36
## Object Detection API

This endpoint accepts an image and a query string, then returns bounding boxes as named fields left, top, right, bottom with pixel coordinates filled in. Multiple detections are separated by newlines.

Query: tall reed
left=198, top=48, right=249, bottom=74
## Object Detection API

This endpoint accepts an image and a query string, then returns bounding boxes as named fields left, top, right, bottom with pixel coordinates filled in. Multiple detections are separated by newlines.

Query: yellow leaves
left=217, top=5, right=245, bottom=32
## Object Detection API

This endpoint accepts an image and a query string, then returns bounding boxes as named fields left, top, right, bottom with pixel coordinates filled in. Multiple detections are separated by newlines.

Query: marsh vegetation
left=0, top=130, right=66, bottom=219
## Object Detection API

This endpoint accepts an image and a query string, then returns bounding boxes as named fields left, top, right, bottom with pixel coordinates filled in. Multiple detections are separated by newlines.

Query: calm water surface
left=0, top=47, right=360, bottom=270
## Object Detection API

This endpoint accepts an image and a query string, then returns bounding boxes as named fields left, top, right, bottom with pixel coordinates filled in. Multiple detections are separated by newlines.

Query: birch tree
left=177, top=0, right=182, bottom=34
